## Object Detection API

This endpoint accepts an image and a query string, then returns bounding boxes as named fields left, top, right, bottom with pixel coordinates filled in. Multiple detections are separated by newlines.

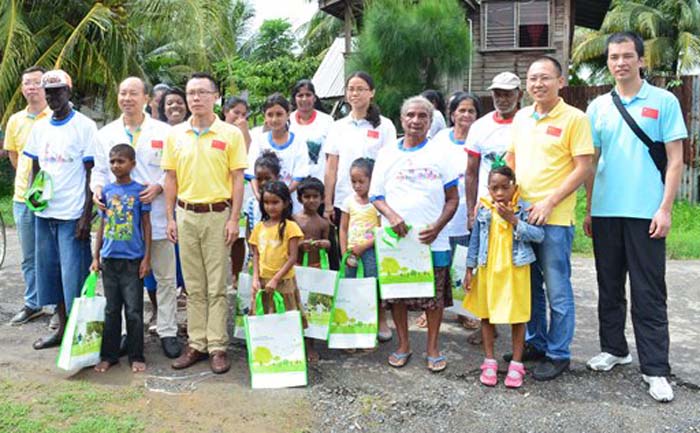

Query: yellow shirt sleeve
left=285, top=220, right=304, bottom=241
left=249, top=222, right=261, bottom=246
left=227, top=129, right=248, bottom=171
left=161, top=132, right=177, bottom=170
left=568, top=112, right=595, bottom=157
left=4, top=116, right=20, bottom=152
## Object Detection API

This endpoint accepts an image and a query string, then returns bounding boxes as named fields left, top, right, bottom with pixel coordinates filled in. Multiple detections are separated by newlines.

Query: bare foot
left=131, top=361, right=146, bottom=373
left=456, top=315, right=480, bottom=329
left=94, top=361, right=114, bottom=373
left=415, top=313, right=428, bottom=329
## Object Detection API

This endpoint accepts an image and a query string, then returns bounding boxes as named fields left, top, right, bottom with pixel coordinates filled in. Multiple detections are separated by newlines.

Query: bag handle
left=379, top=225, right=412, bottom=247
left=254, top=290, right=286, bottom=315
left=81, top=272, right=99, bottom=298
left=610, top=90, right=666, bottom=183
left=339, top=251, right=364, bottom=279
left=301, top=249, right=330, bottom=270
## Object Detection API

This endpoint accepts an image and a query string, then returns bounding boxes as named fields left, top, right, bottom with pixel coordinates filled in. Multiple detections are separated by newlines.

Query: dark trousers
left=101, top=258, right=145, bottom=364
left=591, top=217, right=670, bottom=376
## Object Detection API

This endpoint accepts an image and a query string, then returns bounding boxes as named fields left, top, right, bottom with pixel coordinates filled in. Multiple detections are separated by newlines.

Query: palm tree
left=297, top=9, right=345, bottom=60
left=573, top=0, right=700, bottom=77
left=0, top=0, right=254, bottom=126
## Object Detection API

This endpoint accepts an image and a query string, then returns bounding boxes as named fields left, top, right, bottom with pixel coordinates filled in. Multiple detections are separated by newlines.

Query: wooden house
left=318, top=0, right=611, bottom=94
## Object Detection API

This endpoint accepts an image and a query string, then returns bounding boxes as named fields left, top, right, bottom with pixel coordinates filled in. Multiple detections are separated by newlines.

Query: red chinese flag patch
left=211, top=139, right=226, bottom=150
left=367, top=130, right=379, bottom=139
left=642, top=107, right=659, bottom=119
left=151, top=140, right=163, bottom=149
left=546, top=126, right=562, bottom=137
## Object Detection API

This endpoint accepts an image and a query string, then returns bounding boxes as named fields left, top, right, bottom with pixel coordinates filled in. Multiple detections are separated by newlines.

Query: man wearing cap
left=23, top=69, right=97, bottom=349
left=162, top=72, right=246, bottom=374
left=5, top=66, right=52, bottom=326
left=466, top=72, right=523, bottom=227
left=505, top=56, right=594, bottom=380
left=92, top=76, right=181, bottom=359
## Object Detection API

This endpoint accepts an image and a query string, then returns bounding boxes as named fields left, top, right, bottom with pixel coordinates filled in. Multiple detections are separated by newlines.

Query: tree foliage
left=0, top=0, right=254, bottom=127
left=214, top=18, right=320, bottom=120
left=348, top=0, right=470, bottom=122
left=572, top=0, right=700, bottom=77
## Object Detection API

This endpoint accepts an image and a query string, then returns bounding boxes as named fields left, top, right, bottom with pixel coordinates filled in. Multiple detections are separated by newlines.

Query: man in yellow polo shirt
left=162, top=72, right=246, bottom=374
left=505, top=56, right=593, bottom=381
left=5, top=66, right=51, bottom=326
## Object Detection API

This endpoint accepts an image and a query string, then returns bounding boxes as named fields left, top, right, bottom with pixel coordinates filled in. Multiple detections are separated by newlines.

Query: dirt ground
left=0, top=228, right=698, bottom=433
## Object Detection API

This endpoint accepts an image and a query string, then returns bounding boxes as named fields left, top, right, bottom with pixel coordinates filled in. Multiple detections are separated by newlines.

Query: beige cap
left=487, top=72, right=521, bottom=90
left=41, top=69, right=73, bottom=89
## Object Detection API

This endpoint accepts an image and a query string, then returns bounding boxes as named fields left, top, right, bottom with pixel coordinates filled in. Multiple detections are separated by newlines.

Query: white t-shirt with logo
left=289, top=110, right=334, bottom=182
left=325, top=114, right=397, bottom=211
left=465, top=111, right=514, bottom=200
left=245, top=131, right=309, bottom=213
left=369, top=138, right=460, bottom=252
left=93, top=116, right=172, bottom=240
left=24, top=110, right=97, bottom=220
left=432, top=128, right=469, bottom=237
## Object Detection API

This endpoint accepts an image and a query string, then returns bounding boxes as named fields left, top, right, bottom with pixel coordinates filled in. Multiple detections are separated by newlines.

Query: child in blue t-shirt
left=91, top=144, right=152, bottom=373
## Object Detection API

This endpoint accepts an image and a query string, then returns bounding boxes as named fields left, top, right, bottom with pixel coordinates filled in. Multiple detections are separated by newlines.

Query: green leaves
left=348, top=0, right=470, bottom=123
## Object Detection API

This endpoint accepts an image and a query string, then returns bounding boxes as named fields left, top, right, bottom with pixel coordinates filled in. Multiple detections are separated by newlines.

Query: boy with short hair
left=293, top=177, right=331, bottom=267
left=91, top=144, right=152, bottom=373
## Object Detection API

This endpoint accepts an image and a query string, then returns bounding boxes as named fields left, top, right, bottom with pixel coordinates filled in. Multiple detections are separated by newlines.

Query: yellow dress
left=463, top=194, right=531, bottom=324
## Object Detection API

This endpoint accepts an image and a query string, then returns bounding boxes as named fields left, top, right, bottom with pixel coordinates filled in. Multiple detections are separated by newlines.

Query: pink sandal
left=504, top=361, right=526, bottom=388
left=479, top=359, right=498, bottom=387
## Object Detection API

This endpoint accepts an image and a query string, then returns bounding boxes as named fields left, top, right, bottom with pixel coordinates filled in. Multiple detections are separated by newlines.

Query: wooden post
left=344, top=0, right=352, bottom=56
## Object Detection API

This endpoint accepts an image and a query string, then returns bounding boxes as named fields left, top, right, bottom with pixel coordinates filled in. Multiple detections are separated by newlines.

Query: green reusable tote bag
left=57, top=272, right=105, bottom=371
left=328, top=252, right=378, bottom=349
left=375, top=226, right=435, bottom=299
left=233, top=271, right=253, bottom=340
left=244, top=291, right=307, bottom=389
left=295, top=250, right=338, bottom=340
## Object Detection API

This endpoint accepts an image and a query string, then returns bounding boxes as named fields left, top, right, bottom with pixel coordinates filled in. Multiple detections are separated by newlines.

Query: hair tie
left=491, top=154, right=507, bottom=170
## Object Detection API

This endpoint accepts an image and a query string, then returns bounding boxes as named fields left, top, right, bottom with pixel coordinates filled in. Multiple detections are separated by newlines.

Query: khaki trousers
left=151, top=239, right=177, bottom=338
left=176, top=207, right=230, bottom=353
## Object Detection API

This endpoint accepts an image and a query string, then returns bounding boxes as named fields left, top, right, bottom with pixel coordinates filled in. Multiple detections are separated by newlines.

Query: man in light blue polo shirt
left=584, top=32, right=687, bottom=403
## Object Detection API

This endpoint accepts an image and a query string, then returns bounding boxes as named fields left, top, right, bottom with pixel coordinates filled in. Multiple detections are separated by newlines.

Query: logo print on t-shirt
left=105, top=194, right=135, bottom=240
left=306, top=139, right=322, bottom=164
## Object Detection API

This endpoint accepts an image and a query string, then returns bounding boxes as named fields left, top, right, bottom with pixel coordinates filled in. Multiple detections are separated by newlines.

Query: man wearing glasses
left=162, top=72, right=247, bottom=374
left=506, top=56, right=594, bottom=381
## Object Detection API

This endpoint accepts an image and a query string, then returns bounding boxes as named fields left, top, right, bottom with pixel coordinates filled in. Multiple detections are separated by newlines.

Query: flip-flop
left=388, top=351, right=412, bottom=368
left=32, top=332, right=62, bottom=350
left=427, top=355, right=447, bottom=373
left=378, top=330, right=393, bottom=342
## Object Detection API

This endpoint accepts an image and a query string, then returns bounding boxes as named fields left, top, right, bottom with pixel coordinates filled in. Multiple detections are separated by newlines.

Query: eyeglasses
left=186, top=90, right=217, bottom=97
left=526, top=75, right=557, bottom=84
left=346, top=87, right=370, bottom=94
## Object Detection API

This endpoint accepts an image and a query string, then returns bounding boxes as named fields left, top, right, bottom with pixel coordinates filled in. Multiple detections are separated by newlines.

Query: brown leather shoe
left=210, top=350, right=231, bottom=374
left=171, top=345, right=207, bottom=369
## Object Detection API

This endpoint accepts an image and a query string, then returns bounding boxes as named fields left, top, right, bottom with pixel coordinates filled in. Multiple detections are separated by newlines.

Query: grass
left=572, top=189, right=700, bottom=259
left=1, top=194, right=14, bottom=227
left=0, top=378, right=144, bottom=433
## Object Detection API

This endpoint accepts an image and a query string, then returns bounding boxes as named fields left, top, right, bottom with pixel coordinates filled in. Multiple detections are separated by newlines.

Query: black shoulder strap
left=610, top=90, right=656, bottom=151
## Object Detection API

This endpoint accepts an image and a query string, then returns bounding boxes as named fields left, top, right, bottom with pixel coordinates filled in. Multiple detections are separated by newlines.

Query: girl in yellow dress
left=462, top=163, right=544, bottom=388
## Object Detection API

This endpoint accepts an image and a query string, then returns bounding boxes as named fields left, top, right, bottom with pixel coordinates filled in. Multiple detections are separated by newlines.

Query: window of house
left=483, top=0, right=551, bottom=49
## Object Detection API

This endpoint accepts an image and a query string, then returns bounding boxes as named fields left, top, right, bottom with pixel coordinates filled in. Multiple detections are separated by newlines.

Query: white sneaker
left=642, top=375, right=674, bottom=402
left=586, top=352, right=632, bottom=371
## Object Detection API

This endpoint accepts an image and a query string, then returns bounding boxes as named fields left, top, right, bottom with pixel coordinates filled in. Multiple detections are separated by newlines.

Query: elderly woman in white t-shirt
left=369, top=96, right=459, bottom=372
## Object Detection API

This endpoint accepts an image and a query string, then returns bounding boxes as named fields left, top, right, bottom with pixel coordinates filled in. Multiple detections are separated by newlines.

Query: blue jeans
left=345, top=249, right=378, bottom=278
left=526, top=225, right=575, bottom=360
left=35, top=217, right=92, bottom=313
left=13, top=202, right=38, bottom=309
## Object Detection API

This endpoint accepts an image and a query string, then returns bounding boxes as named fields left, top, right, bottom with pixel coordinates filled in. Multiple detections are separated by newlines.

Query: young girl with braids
left=463, top=161, right=545, bottom=389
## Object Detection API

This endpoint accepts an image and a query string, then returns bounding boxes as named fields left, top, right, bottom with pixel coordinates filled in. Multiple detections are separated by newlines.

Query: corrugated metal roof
left=575, top=0, right=611, bottom=29
left=312, top=37, right=349, bottom=99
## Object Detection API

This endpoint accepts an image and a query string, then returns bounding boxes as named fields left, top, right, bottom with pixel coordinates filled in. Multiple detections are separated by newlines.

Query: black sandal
left=32, top=331, right=63, bottom=350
